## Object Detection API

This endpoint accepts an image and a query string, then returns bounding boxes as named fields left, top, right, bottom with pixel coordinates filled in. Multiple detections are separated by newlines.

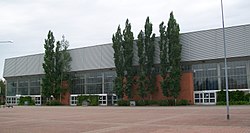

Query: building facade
left=3, top=24, right=250, bottom=105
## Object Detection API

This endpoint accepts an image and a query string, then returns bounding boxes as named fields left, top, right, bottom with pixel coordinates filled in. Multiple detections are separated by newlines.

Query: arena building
left=3, top=24, right=250, bottom=105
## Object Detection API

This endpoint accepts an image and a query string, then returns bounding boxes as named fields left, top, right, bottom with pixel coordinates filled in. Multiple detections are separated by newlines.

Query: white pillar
left=217, top=63, right=221, bottom=90
left=84, top=74, right=87, bottom=94
left=102, top=72, right=105, bottom=94
left=246, top=61, right=250, bottom=89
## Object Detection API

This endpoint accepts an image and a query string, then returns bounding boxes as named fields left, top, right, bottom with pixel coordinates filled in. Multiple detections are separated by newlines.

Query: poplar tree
left=159, top=22, right=169, bottom=96
left=167, top=12, right=181, bottom=100
left=137, top=17, right=156, bottom=99
left=112, top=26, right=124, bottom=98
left=144, top=17, right=156, bottom=97
left=137, top=31, right=147, bottom=99
left=123, top=19, right=134, bottom=98
left=54, top=36, right=72, bottom=101
left=0, top=80, right=5, bottom=97
left=55, top=41, right=63, bottom=99
left=42, top=31, right=55, bottom=101
left=60, top=35, right=72, bottom=81
left=42, top=31, right=72, bottom=102
left=59, top=36, right=72, bottom=101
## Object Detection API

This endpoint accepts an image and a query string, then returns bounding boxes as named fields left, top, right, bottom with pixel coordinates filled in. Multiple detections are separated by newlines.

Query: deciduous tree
left=137, top=31, right=147, bottom=99
left=42, top=31, right=72, bottom=103
left=0, top=79, right=5, bottom=96
left=167, top=12, right=181, bottom=100
left=137, top=17, right=156, bottom=99
left=159, top=21, right=169, bottom=96
left=42, top=31, right=55, bottom=101
left=112, top=26, right=124, bottom=98
left=123, top=19, right=134, bottom=98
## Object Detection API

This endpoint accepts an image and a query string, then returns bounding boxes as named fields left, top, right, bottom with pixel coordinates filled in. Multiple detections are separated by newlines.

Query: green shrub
left=88, top=95, right=99, bottom=106
left=177, top=99, right=189, bottom=106
left=136, top=100, right=146, bottom=106
left=159, top=100, right=169, bottom=106
left=217, top=101, right=250, bottom=105
left=46, top=100, right=62, bottom=106
left=230, top=101, right=250, bottom=105
left=0, top=99, right=5, bottom=105
left=217, top=90, right=250, bottom=103
left=77, top=95, right=88, bottom=106
left=19, top=96, right=35, bottom=106
left=117, top=99, right=189, bottom=106
left=77, top=95, right=99, bottom=106
left=217, top=90, right=226, bottom=102
left=136, top=100, right=159, bottom=106
left=117, top=100, right=130, bottom=106
left=216, top=101, right=226, bottom=105
left=159, top=99, right=186, bottom=106
left=133, top=100, right=159, bottom=106
left=230, top=90, right=245, bottom=102
left=147, top=100, right=159, bottom=106
left=245, top=93, right=250, bottom=102
left=167, top=99, right=175, bottom=106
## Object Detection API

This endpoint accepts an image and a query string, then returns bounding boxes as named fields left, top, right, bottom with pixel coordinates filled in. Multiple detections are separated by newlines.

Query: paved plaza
left=0, top=106, right=250, bottom=133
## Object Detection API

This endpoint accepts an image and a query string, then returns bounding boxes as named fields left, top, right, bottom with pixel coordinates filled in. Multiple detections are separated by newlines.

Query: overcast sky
left=0, top=0, right=250, bottom=79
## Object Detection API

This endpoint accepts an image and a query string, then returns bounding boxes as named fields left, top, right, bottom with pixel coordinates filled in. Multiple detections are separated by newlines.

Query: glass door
left=194, top=91, right=216, bottom=105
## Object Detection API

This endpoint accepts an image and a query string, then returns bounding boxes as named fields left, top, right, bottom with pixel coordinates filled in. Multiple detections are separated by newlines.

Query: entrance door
left=107, top=94, right=113, bottom=106
left=194, top=91, right=216, bottom=105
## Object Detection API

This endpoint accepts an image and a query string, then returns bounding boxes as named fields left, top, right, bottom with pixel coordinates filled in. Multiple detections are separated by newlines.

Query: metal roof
left=4, top=24, right=250, bottom=78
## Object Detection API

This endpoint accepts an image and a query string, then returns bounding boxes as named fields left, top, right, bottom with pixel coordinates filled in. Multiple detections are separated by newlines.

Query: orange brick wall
left=61, top=92, right=70, bottom=105
left=178, top=72, right=194, bottom=104
left=128, top=71, right=194, bottom=104
left=65, top=71, right=194, bottom=105
left=61, top=81, right=70, bottom=105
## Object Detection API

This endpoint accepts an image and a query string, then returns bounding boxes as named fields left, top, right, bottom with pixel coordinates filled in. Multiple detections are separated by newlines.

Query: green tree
left=159, top=22, right=169, bottom=96
left=0, top=79, right=5, bottom=96
left=60, top=35, right=72, bottom=80
left=137, top=17, right=156, bottom=99
left=0, top=79, right=5, bottom=105
left=112, top=26, right=124, bottom=98
left=112, top=19, right=135, bottom=99
left=58, top=36, right=72, bottom=101
left=42, top=31, right=55, bottom=101
left=137, top=31, right=147, bottom=99
left=167, top=12, right=181, bottom=100
left=144, top=17, right=156, bottom=98
left=54, top=41, right=63, bottom=100
left=122, top=19, right=134, bottom=98
left=42, top=31, right=72, bottom=103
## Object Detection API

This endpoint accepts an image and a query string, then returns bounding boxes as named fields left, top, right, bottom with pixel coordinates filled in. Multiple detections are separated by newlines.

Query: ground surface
left=0, top=106, right=250, bottom=133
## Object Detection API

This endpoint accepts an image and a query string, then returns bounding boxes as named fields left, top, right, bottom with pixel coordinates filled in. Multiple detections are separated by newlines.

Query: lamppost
left=221, top=0, right=230, bottom=120
left=0, top=41, right=13, bottom=43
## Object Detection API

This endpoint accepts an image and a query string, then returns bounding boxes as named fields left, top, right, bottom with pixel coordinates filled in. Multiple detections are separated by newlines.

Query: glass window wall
left=104, top=71, right=116, bottom=94
left=7, top=77, right=41, bottom=96
left=71, top=70, right=116, bottom=95
left=86, top=72, right=102, bottom=94
left=193, top=60, right=249, bottom=91
left=193, top=63, right=218, bottom=91
left=220, top=61, right=247, bottom=89
left=71, top=76, right=85, bottom=94
left=18, top=79, right=29, bottom=95
left=7, top=80, right=17, bottom=96
left=30, top=78, right=41, bottom=95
